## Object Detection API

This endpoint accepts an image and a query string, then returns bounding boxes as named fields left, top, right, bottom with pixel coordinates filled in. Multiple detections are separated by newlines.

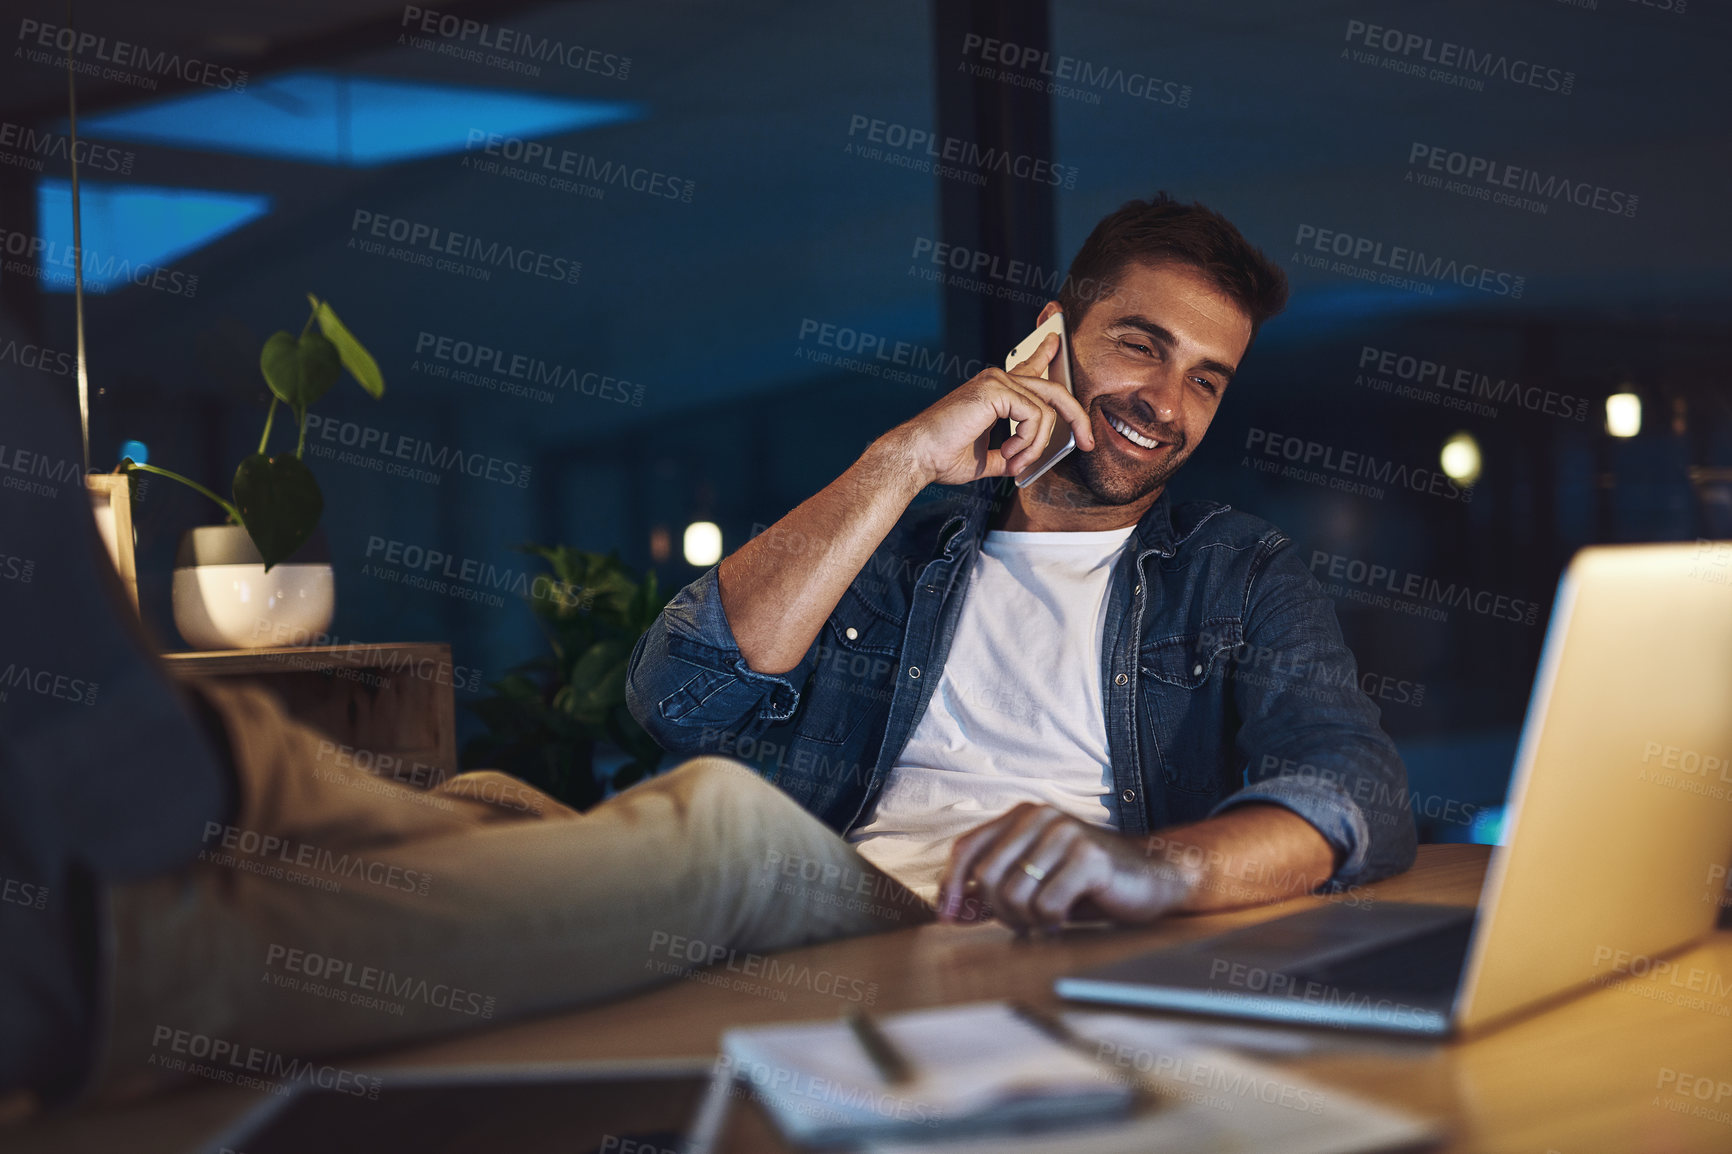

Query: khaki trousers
left=91, top=682, right=931, bottom=1101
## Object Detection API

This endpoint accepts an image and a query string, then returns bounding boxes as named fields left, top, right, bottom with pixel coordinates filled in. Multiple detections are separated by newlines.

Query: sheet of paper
left=719, top=1002, right=1133, bottom=1145
left=862, top=1011, right=1437, bottom=1154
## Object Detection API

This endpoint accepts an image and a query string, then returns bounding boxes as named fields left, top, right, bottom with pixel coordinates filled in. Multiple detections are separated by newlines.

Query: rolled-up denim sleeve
left=625, top=565, right=821, bottom=758
left=1208, top=537, right=1418, bottom=888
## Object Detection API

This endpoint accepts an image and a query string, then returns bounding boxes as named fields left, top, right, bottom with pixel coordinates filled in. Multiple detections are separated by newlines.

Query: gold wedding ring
left=1021, top=861, right=1048, bottom=882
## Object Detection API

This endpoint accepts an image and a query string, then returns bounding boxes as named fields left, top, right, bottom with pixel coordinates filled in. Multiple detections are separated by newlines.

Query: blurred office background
left=3, top=0, right=1728, bottom=841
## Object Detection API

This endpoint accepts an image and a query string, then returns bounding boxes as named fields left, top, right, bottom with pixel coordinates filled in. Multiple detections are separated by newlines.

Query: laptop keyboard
left=1283, top=917, right=1475, bottom=998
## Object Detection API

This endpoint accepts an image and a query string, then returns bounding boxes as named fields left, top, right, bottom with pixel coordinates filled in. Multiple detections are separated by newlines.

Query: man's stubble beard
left=1044, top=377, right=1194, bottom=510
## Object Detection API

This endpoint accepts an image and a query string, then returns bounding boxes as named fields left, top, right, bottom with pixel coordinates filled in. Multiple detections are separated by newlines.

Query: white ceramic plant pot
left=172, top=525, right=335, bottom=650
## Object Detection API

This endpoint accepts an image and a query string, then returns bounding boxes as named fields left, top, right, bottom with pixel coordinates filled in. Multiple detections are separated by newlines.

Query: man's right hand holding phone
left=888, top=330, right=1095, bottom=488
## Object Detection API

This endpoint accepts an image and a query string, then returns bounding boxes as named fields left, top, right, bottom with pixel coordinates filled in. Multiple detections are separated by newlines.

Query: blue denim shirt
left=625, top=476, right=1418, bottom=888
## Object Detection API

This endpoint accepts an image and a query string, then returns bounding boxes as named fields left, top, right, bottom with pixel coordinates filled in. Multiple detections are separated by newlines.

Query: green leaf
left=309, top=295, right=385, bottom=399
left=260, top=330, right=341, bottom=408
left=566, top=645, right=615, bottom=694
left=259, top=333, right=297, bottom=403
left=232, top=453, right=323, bottom=570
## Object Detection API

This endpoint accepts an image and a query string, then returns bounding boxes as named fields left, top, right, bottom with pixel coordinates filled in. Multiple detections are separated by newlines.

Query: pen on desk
left=1010, top=1000, right=1087, bottom=1048
left=1012, top=1001, right=1164, bottom=1107
left=847, top=1010, right=915, bottom=1086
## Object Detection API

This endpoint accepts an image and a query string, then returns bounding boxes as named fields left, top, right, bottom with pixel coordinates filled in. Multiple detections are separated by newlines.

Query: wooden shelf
left=162, top=642, right=460, bottom=787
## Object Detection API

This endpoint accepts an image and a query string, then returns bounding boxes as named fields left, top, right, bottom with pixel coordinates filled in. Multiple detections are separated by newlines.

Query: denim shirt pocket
left=1139, top=621, right=1242, bottom=795
left=800, top=587, right=902, bottom=745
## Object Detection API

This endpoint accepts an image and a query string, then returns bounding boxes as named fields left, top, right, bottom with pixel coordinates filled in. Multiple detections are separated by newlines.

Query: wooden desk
left=11, top=845, right=1732, bottom=1153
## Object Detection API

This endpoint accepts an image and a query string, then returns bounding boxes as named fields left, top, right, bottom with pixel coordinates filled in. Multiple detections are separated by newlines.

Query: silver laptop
left=1057, top=542, right=1732, bottom=1036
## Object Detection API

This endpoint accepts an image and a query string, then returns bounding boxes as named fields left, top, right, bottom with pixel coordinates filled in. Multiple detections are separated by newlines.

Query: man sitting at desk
left=626, top=192, right=1417, bottom=930
left=0, top=193, right=1413, bottom=1115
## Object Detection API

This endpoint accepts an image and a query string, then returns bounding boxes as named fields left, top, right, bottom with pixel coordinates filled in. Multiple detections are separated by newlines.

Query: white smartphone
left=1003, top=310, right=1077, bottom=489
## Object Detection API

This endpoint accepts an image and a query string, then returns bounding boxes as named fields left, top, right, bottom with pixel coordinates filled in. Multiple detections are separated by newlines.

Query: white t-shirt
left=844, top=524, right=1137, bottom=900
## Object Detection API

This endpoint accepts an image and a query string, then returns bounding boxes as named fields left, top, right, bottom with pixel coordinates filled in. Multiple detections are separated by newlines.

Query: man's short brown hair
left=1057, top=191, right=1289, bottom=341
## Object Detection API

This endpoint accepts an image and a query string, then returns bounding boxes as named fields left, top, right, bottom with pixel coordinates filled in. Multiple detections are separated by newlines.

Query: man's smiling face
left=1041, top=259, right=1252, bottom=510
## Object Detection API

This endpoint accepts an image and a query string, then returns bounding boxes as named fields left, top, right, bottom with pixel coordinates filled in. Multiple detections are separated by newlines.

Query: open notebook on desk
left=689, top=1001, right=1437, bottom=1153
left=698, top=1002, right=1135, bottom=1148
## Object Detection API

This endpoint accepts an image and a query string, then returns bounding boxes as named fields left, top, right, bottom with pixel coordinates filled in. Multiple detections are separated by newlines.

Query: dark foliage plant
left=462, top=545, right=672, bottom=810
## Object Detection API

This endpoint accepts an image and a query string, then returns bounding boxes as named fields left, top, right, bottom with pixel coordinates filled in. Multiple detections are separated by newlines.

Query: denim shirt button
left=845, top=626, right=858, bottom=640
left=1114, top=672, right=1128, bottom=686
left=1121, top=789, right=1136, bottom=803
left=909, top=666, right=921, bottom=679
left=1133, top=584, right=1141, bottom=596
left=1192, top=663, right=1203, bottom=676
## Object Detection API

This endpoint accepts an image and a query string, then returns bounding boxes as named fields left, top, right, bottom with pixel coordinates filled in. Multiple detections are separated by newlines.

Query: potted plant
left=120, top=293, right=383, bottom=649
left=463, top=545, right=671, bottom=811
